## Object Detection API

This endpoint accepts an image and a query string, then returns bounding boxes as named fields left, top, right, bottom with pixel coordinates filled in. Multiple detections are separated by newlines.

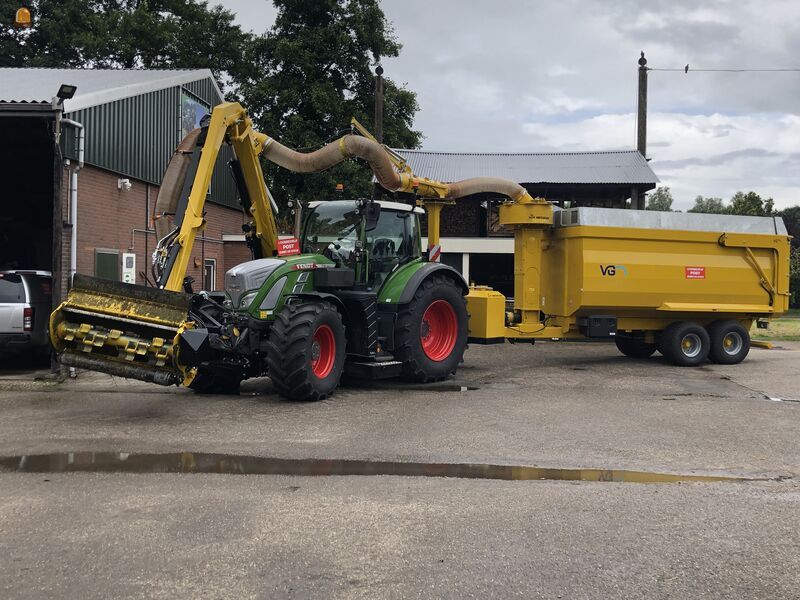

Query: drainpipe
left=61, top=119, right=84, bottom=281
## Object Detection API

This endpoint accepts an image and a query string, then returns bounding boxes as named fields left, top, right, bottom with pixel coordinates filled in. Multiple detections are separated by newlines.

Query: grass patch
left=752, top=311, right=800, bottom=341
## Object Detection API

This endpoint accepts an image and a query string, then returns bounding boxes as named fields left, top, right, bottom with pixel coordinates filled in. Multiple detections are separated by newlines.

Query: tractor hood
left=225, top=258, right=285, bottom=307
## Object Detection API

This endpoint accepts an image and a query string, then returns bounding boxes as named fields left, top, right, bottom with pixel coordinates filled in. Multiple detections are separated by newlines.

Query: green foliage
left=238, top=0, right=421, bottom=209
left=688, top=195, right=728, bottom=214
left=2, top=0, right=422, bottom=217
left=778, top=206, right=800, bottom=250
left=790, top=246, right=800, bottom=308
left=729, top=191, right=775, bottom=216
left=0, top=0, right=250, bottom=85
left=645, top=186, right=673, bottom=212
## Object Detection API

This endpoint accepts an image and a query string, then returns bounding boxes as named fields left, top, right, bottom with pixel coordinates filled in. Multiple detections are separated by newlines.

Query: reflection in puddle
left=0, top=451, right=759, bottom=484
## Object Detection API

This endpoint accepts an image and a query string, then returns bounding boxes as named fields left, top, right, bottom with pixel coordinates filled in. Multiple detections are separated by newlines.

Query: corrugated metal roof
left=0, top=67, right=223, bottom=112
left=393, top=149, right=659, bottom=185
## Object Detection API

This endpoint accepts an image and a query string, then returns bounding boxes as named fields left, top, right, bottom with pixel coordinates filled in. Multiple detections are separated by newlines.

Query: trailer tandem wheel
left=615, top=334, right=658, bottom=359
left=707, top=320, right=750, bottom=365
left=660, top=322, right=710, bottom=367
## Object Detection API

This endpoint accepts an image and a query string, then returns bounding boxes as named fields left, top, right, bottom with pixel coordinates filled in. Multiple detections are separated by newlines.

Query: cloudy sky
left=216, top=0, right=800, bottom=210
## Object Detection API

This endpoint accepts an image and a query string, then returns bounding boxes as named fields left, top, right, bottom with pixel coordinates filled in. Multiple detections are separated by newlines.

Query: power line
left=650, top=67, right=800, bottom=73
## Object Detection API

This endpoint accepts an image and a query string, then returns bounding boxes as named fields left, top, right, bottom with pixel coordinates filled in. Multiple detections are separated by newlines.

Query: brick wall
left=223, top=241, right=253, bottom=274
left=419, top=196, right=484, bottom=238
left=59, top=164, right=245, bottom=297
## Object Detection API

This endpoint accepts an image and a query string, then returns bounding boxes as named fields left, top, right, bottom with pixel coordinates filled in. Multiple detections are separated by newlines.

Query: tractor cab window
left=302, top=201, right=361, bottom=267
left=367, top=208, right=420, bottom=288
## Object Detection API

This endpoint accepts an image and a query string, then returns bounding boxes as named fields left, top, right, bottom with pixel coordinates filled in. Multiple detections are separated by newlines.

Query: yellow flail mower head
left=50, top=274, right=193, bottom=386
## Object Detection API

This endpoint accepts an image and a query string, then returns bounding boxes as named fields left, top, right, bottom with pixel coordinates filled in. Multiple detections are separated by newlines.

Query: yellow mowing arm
left=229, top=118, right=279, bottom=259
left=162, top=102, right=280, bottom=291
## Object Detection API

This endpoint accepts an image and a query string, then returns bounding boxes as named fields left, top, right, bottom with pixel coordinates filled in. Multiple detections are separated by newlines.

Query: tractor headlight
left=238, top=291, right=258, bottom=309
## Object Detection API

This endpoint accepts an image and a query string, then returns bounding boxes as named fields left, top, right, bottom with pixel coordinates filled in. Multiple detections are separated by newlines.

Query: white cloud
left=215, top=0, right=800, bottom=210
left=522, top=111, right=800, bottom=209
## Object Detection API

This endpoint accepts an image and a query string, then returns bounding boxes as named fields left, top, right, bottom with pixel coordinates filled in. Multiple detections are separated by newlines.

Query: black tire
left=265, top=300, right=346, bottom=401
left=189, top=372, right=242, bottom=395
left=659, top=321, right=710, bottom=367
left=707, top=320, right=750, bottom=365
left=615, top=334, right=657, bottom=358
left=395, top=275, right=468, bottom=382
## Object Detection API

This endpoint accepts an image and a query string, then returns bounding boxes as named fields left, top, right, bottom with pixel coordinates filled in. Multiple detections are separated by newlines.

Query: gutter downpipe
left=61, top=119, right=84, bottom=282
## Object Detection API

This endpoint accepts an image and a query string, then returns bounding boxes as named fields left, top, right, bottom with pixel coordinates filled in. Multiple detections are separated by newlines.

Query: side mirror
left=364, top=202, right=381, bottom=231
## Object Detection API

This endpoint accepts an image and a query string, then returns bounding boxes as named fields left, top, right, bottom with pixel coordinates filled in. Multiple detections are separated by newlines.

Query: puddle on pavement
left=0, top=451, right=764, bottom=484
left=245, top=382, right=479, bottom=397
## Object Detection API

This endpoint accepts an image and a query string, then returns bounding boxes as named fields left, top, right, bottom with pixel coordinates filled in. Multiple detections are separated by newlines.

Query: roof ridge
left=394, top=149, right=641, bottom=156
left=0, top=66, right=209, bottom=72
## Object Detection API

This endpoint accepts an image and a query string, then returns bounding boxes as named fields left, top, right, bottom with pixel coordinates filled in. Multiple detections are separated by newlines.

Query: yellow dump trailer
left=467, top=203, right=791, bottom=366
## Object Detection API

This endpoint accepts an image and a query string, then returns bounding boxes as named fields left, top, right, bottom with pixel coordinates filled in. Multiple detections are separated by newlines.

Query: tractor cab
left=302, top=199, right=424, bottom=290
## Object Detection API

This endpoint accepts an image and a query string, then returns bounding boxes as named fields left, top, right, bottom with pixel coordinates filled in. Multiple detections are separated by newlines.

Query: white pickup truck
left=0, top=270, right=52, bottom=361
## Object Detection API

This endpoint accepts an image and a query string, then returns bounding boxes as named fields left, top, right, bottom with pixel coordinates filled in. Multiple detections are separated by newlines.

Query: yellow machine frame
left=466, top=200, right=791, bottom=342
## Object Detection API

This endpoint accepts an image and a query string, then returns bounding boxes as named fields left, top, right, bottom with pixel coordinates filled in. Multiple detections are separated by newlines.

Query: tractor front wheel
left=395, top=275, right=468, bottom=382
left=266, top=301, right=346, bottom=401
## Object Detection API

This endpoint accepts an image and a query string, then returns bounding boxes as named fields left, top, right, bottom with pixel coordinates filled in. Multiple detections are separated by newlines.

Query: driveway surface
left=1, top=342, right=798, bottom=598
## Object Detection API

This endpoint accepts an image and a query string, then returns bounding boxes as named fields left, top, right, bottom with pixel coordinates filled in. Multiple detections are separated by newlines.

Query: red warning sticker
left=277, top=237, right=301, bottom=256
left=685, top=266, right=706, bottom=279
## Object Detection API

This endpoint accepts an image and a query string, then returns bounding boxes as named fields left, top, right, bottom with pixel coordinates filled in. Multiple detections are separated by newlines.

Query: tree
left=790, top=246, right=800, bottom=308
left=237, top=0, right=421, bottom=209
left=645, top=186, right=674, bottom=211
left=3, top=0, right=423, bottom=215
left=778, top=206, right=800, bottom=249
left=1, top=1, right=250, bottom=87
left=688, top=195, right=728, bottom=214
left=729, top=191, right=775, bottom=217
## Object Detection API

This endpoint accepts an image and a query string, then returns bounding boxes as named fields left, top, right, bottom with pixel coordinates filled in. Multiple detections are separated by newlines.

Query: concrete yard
left=1, top=341, right=798, bottom=598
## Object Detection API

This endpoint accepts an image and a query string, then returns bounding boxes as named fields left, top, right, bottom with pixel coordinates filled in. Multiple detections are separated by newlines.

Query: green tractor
left=51, top=103, right=487, bottom=401
left=181, top=198, right=469, bottom=400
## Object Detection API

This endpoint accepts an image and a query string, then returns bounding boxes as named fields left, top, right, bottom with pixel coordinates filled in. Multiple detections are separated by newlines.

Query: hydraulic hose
left=445, top=177, right=532, bottom=202
left=154, top=129, right=202, bottom=241
left=261, top=135, right=536, bottom=203
left=262, top=134, right=404, bottom=192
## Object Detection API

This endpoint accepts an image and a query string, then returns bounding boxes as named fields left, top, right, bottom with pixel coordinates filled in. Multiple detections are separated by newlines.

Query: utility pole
left=637, top=51, right=648, bottom=158
left=635, top=51, right=648, bottom=209
left=373, top=64, right=385, bottom=199
left=374, top=65, right=384, bottom=144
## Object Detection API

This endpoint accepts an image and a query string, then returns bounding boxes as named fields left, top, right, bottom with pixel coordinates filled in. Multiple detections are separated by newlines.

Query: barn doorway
left=0, top=115, right=55, bottom=272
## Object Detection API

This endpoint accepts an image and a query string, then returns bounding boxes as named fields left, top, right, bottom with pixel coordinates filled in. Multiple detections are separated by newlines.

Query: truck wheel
left=266, top=301, right=346, bottom=401
left=707, top=320, right=750, bottom=365
left=660, top=322, right=710, bottom=367
left=395, top=275, right=468, bottom=382
left=615, top=334, right=657, bottom=358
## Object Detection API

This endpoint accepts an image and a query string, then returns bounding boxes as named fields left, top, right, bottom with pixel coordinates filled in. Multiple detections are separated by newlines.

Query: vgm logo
left=599, top=264, right=628, bottom=276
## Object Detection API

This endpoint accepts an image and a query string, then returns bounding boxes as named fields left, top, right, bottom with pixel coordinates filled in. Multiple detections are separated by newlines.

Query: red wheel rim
left=420, top=300, right=458, bottom=361
left=311, top=324, right=336, bottom=378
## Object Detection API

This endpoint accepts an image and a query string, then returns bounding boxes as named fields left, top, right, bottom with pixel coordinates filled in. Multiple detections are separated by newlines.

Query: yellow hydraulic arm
left=156, top=103, right=543, bottom=292
left=156, top=102, right=280, bottom=291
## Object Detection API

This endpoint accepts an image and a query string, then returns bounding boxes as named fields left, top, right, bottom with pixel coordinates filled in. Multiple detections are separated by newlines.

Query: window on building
left=94, top=249, right=120, bottom=281
left=203, top=258, right=216, bottom=291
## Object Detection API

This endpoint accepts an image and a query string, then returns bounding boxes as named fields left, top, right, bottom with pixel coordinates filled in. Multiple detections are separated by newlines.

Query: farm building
left=0, top=67, right=250, bottom=309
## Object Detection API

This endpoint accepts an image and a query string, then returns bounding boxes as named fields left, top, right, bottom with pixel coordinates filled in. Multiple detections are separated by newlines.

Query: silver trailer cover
left=555, top=207, right=787, bottom=235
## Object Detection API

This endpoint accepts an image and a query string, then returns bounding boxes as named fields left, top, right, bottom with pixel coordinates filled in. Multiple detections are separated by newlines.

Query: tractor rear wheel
left=395, top=275, right=468, bottom=382
left=265, top=300, right=346, bottom=401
